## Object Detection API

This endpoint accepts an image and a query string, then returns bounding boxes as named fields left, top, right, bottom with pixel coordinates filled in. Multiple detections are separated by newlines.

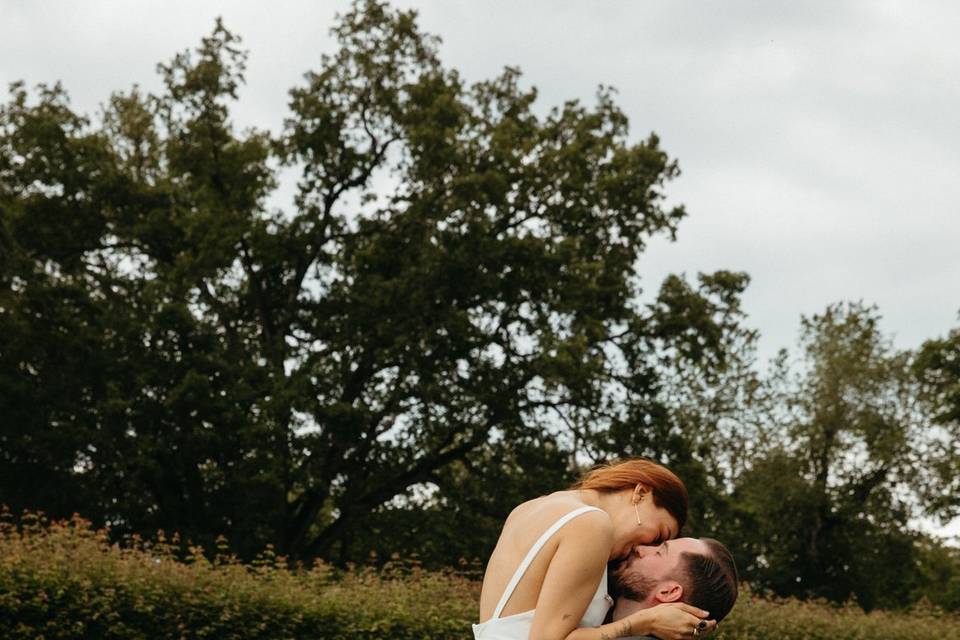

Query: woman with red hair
left=473, top=458, right=716, bottom=640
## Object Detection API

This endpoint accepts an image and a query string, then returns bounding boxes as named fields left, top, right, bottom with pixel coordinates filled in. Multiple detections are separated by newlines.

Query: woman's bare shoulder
left=507, top=490, right=578, bottom=517
left=504, top=491, right=612, bottom=538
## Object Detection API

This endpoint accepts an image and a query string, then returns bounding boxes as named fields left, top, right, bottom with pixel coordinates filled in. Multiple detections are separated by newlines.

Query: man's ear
left=652, top=581, right=683, bottom=604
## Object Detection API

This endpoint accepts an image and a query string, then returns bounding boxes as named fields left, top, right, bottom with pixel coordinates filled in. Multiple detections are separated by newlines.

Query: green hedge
left=2, top=511, right=958, bottom=639
left=0, top=511, right=477, bottom=639
left=720, top=592, right=958, bottom=640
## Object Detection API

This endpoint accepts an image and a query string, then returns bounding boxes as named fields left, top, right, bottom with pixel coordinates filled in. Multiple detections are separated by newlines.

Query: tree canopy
left=0, top=1, right=748, bottom=562
left=2, top=1, right=958, bottom=612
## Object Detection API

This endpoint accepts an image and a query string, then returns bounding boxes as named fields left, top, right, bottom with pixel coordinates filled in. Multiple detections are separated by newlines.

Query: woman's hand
left=636, top=602, right=716, bottom=640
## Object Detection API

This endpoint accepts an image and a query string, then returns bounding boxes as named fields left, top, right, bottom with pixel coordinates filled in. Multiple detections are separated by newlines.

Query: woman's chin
left=612, top=546, right=631, bottom=562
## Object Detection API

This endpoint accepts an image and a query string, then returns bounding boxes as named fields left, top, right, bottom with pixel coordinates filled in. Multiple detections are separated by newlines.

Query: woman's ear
left=633, top=483, right=649, bottom=504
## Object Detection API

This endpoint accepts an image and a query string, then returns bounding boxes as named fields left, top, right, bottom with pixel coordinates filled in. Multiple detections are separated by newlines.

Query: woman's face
left=611, top=489, right=679, bottom=561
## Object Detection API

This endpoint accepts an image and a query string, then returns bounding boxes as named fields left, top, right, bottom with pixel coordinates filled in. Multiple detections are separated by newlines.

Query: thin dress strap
left=491, top=505, right=603, bottom=620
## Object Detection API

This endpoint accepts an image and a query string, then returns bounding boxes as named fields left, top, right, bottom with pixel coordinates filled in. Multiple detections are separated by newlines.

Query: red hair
left=572, top=458, right=688, bottom=530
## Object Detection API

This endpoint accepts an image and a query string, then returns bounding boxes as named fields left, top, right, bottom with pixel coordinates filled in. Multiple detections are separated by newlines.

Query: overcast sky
left=3, top=1, right=959, bottom=531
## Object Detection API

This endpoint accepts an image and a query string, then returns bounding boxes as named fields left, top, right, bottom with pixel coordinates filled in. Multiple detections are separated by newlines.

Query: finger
left=676, top=603, right=710, bottom=618
left=686, top=618, right=716, bottom=638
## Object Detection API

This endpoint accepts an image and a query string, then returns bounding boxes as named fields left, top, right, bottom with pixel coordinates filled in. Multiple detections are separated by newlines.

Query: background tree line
left=1, top=0, right=958, bottom=612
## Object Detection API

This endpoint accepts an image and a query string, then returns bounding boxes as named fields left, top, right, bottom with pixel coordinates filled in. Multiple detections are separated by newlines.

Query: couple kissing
left=473, top=459, right=738, bottom=640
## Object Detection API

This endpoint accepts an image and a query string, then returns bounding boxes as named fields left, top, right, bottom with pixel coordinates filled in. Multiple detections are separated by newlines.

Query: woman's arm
left=527, top=510, right=613, bottom=639
left=565, top=603, right=714, bottom=640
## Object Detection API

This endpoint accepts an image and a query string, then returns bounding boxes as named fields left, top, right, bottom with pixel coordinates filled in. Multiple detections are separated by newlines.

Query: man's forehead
left=669, top=537, right=708, bottom=554
left=616, top=537, right=709, bottom=578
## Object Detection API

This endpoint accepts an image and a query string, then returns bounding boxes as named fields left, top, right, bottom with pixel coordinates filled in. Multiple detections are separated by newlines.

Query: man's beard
left=609, top=557, right=659, bottom=603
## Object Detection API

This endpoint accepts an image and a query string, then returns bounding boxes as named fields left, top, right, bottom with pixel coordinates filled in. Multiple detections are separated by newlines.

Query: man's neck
left=611, top=596, right=655, bottom=622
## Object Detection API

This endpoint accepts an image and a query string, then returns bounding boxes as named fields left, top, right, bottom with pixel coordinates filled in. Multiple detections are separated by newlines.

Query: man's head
left=609, top=537, right=738, bottom=623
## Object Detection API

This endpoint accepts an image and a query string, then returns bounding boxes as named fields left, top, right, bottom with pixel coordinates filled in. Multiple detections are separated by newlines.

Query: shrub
left=0, top=510, right=477, bottom=639
left=717, top=588, right=959, bottom=640
left=2, top=510, right=958, bottom=639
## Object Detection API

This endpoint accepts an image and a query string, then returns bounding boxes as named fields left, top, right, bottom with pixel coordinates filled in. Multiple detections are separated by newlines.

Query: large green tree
left=721, top=303, right=945, bottom=609
left=0, top=1, right=748, bottom=562
left=915, top=322, right=960, bottom=518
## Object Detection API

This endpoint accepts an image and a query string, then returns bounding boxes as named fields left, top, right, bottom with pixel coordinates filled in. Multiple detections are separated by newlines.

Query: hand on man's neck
left=611, top=581, right=683, bottom=622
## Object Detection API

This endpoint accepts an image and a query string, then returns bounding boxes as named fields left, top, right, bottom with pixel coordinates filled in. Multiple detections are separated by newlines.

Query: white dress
left=472, top=506, right=613, bottom=639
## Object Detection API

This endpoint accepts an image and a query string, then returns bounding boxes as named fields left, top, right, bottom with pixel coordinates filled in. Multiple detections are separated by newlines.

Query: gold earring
left=634, top=500, right=642, bottom=526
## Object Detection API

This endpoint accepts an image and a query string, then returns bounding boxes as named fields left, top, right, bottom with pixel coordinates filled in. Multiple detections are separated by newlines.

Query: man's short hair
left=678, top=538, right=739, bottom=622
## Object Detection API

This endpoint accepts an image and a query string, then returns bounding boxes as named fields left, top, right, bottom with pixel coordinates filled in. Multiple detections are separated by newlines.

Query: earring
left=634, top=487, right=646, bottom=526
